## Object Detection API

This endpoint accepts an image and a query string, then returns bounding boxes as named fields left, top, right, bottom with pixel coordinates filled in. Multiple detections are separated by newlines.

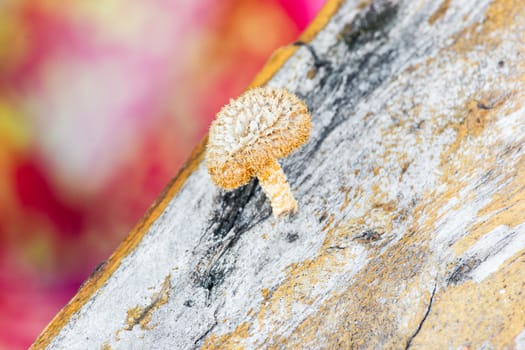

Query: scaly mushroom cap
left=206, top=87, right=311, bottom=189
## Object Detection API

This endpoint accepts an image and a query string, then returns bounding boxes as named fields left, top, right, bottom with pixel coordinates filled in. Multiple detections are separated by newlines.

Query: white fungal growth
left=206, top=87, right=311, bottom=217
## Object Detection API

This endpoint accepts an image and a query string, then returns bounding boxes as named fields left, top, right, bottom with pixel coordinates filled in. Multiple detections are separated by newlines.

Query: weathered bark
left=32, top=0, right=525, bottom=349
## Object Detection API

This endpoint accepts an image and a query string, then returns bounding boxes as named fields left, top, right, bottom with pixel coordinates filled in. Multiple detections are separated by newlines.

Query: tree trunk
left=32, top=0, right=525, bottom=349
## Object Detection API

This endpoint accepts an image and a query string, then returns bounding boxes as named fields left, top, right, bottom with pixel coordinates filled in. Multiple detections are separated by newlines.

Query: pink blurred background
left=0, top=0, right=325, bottom=348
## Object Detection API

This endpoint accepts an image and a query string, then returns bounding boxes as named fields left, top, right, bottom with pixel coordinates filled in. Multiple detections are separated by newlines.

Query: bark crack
left=405, top=282, right=437, bottom=349
left=192, top=305, right=221, bottom=349
left=192, top=318, right=217, bottom=349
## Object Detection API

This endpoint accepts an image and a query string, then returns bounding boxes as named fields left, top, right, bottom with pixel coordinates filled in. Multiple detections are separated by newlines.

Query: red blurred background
left=0, top=0, right=325, bottom=348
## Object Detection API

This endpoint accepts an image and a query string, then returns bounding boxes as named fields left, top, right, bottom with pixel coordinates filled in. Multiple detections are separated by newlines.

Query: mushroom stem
left=256, top=157, right=298, bottom=217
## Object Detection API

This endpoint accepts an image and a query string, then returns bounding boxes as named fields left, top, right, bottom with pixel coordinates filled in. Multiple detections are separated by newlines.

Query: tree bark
left=32, top=0, right=525, bottom=349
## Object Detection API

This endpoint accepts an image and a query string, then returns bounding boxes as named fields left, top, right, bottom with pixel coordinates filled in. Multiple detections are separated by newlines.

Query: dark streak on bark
left=405, top=282, right=437, bottom=349
left=339, top=1, right=399, bottom=51
left=285, top=7, right=403, bottom=187
left=293, top=41, right=333, bottom=86
left=447, top=229, right=519, bottom=286
left=293, top=41, right=332, bottom=70
left=192, top=310, right=219, bottom=349
left=447, top=258, right=481, bottom=285
left=193, top=180, right=272, bottom=298
left=206, top=180, right=258, bottom=239
left=286, top=232, right=300, bottom=243
left=293, top=46, right=399, bottom=190
left=327, top=245, right=347, bottom=250
left=353, top=229, right=382, bottom=242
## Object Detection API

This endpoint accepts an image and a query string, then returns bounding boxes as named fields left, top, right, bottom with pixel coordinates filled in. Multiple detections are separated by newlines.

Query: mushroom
left=206, top=87, right=311, bottom=217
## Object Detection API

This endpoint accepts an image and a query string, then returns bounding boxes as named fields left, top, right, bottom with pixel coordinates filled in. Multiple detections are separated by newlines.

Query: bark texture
left=33, top=0, right=525, bottom=349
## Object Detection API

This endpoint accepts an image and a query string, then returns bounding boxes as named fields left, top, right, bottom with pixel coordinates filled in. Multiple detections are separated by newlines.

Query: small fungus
left=206, top=87, right=311, bottom=217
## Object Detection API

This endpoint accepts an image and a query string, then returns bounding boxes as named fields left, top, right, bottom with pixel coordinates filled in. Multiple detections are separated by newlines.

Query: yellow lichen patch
left=433, top=93, right=517, bottom=226
left=343, top=198, right=397, bottom=239
left=411, top=250, right=525, bottom=349
left=202, top=322, right=252, bottom=350
left=320, top=213, right=335, bottom=232
left=372, top=200, right=396, bottom=213
left=356, top=0, right=373, bottom=10
left=439, top=95, right=504, bottom=170
left=339, top=186, right=353, bottom=212
left=370, top=202, right=397, bottom=233
left=253, top=225, right=359, bottom=334
left=481, top=0, right=521, bottom=37
left=435, top=94, right=523, bottom=258
left=454, top=155, right=525, bottom=256
left=261, top=288, right=270, bottom=300
left=306, top=67, right=317, bottom=79
left=399, top=159, right=411, bottom=179
left=452, top=0, right=524, bottom=53
left=100, top=342, right=112, bottom=350
left=122, top=275, right=171, bottom=332
left=428, top=0, right=451, bottom=25
left=275, top=228, right=434, bottom=348
left=336, top=22, right=352, bottom=42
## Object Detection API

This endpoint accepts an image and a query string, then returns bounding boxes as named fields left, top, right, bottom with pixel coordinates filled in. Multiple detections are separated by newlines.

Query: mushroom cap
left=206, top=87, right=311, bottom=189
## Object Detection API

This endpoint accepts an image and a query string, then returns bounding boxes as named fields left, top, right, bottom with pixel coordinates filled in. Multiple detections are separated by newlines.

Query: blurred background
left=0, top=0, right=325, bottom=348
